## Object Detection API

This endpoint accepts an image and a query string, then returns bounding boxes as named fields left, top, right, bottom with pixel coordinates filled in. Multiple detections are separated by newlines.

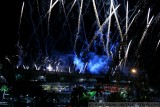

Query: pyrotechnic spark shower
left=11, top=0, right=160, bottom=74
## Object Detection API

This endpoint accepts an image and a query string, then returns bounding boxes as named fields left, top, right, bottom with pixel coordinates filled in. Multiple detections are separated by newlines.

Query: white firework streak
left=50, top=0, right=59, bottom=11
left=34, top=64, right=38, bottom=70
left=18, top=2, right=25, bottom=39
left=125, top=0, right=128, bottom=35
left=61, top=0, right=67, bottom=19
left=46, top=0, right=53, bottom=53
left=125, top=10, right=141, bottom=35
left=79, top=66, right=83, bottom=73
left=111, top=0, right=123, bottom=59
left=54, top=60, right=58, bottom=65
left=66, top=0, right=77, bottom=18
left=118, top=59, right=124, bottom=69
left=138, top=8, right=154, bottom=48
left=40, top=0, right=59, bottom=24
left=124, top=40, right=132, bottom=66
left=48, top=0, right=53, bottom=34
left=111, top=0, right=123, bottom=42
left=92, top=0, right=101, bottom=28
left=77, top=0, right=83, bottom=35
left=156, top=39, right=160, bottom=51
left=19, top=2, right=25, bottom=30
left=5, top=56, right=11, bottom=64
left=147, top=8, right=151, bottom=24
left=118, top=45, right=122, bottom=60
left=44, top=57, right=49, bottom=63
left=83, top=62, right=88, bottom=73
left=87, top=4, right=120, bottom=51
left=99, top=4, right=120, bottom=31
left=106, top=0, right=113, bottom=57
left=74, top=0, right=83, bottom=50
left=23, top=65, right=26, bottom=69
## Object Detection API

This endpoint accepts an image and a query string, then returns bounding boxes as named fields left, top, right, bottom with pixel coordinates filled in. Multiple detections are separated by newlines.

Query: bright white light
left=47, top=64, right=53, bottom=71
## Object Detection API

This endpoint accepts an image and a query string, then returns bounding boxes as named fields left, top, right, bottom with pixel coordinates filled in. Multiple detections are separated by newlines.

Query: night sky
left=0, top=0, right=160, bottom=86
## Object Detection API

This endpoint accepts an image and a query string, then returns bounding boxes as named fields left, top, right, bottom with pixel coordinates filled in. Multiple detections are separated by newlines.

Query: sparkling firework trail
left=156, top=39, right=160, bottom=51
left=111, top=0, right=123, bottom=42
left=125, top=0, right=128, bottom=35
left=92, top=0, right=101, bottom=28
left=5, top=56, right=11, bottom=64
left=47, top=0, right=53, bottom=34
left=124, top=40, right=132, bottom=67
left=91, top=0, right=106, bottom=51
left=126, top=10, right=141, bottom=35
left=18, top=2, right=25, bottom=40
left=83, top=62, right=88, bottom=73
left=79, top=67, right=83, bottom=73
left=106, top=0, right=113, bottom=56
left=66, top=0, right=77, bottom=18
left=50, top=0, right=59, bottom=11
left=147, top=8, right=151, bottom=24
left=74, top=0, right=83, bottom=50
left=138, top=8, right=154, bottom=49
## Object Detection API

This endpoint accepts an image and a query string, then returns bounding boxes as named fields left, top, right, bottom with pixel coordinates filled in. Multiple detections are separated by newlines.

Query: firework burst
left=9, top=0, right=159, bottom=75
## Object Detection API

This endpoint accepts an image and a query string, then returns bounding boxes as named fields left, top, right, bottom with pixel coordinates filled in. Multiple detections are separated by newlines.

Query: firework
left=12, top=0, right=159, bottom=74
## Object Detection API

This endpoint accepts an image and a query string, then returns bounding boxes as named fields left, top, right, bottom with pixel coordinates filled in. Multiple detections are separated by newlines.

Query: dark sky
left=0, top=0, right=160, bottom=84
left=1, top=0, right=20, bottom=58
